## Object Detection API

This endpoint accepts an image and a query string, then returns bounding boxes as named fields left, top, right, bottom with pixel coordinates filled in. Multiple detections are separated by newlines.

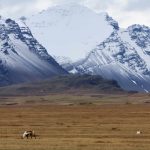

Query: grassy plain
left=0, top=94, right=149, bottom=149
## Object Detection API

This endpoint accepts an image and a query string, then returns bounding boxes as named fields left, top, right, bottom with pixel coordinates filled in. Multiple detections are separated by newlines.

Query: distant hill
left=0, top=74, right=124, bottom=96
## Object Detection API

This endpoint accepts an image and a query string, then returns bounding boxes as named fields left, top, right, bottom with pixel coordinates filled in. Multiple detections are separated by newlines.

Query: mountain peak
left=37, top=3, right=91, bottom=18
left=26, top=4, right=115, bottom=61
left=127, top=24, right=150, bottom=33
left=105, top=14, right=119, bottom=30
left=127, top=24, right=150, bottom=49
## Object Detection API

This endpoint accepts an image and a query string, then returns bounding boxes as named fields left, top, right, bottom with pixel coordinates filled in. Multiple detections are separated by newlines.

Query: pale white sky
left=0, top=0, right=149, bottom=28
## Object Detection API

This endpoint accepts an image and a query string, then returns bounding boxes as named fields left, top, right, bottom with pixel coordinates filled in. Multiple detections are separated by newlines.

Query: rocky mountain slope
left=73, top=25, right=150, bottom=92
left=0, top=17, right=67, bottom=86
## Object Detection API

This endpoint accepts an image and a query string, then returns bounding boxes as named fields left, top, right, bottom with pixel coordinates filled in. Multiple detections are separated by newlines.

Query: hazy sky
left=0, top=0, right=149, bottom=28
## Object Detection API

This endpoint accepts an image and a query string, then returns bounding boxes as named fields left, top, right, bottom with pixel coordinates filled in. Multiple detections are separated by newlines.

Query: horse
left=136, top=130, right=142, bottom=135
left=22, top=130, right=36, bottom=139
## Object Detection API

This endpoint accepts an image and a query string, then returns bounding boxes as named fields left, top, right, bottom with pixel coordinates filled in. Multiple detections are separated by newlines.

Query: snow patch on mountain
left=26, top=3, right=115, bottom=61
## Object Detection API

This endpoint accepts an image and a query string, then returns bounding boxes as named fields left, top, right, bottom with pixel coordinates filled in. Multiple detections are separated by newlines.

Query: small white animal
left=136, top=131, right=141, bottom=135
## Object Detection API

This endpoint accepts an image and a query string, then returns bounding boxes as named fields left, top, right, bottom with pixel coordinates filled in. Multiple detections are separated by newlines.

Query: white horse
left=136, top=130, right=142, bottom=135
left=22, top=130, right=36, bottom=139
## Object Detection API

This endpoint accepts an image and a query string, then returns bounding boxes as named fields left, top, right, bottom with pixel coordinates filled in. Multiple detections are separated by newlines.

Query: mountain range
left=0, top=3, right=150, bottom=92
left=25, top=3, right=150, bottom=92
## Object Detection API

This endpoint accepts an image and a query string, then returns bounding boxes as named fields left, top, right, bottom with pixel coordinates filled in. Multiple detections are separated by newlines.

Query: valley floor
left=0, top=94, right=149, bottom=150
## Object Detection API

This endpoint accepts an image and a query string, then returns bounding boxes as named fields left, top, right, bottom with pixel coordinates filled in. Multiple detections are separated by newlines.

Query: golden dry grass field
left=0, top=94, right=149, bottom=150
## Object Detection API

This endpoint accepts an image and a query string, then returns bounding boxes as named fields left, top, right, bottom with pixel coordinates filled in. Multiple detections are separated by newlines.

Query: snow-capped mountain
left=25, top=3, right=150, bottom=92
left=73, top=25, right=150, bottom=92
left=0, top=17, right=67, bottom=86
left=25, top=3, right=116, bottom=61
